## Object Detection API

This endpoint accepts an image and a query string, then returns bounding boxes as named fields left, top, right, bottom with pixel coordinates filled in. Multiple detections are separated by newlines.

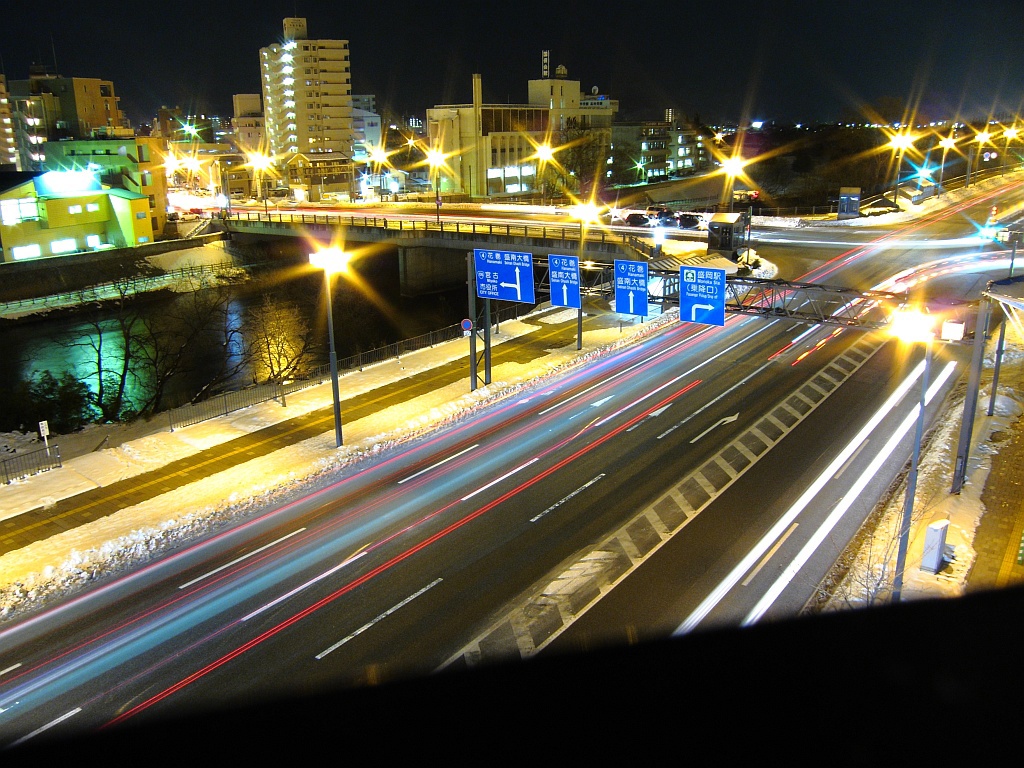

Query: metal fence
left=165, top=301, right=530, bottom=432
left=2, top=444, right=62, bottom=485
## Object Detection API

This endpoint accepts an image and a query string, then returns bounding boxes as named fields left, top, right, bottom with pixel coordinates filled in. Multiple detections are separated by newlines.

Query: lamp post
left=888, top=133, right=916, bottom=206
left=1002, top=127, right=1018, bottom=176
left=938, top=136, right=956, bottom=194
left=426, top=147, right=444, bottom=224
left=308, top=247, right=348, bottom=448
left=721, top=155, right=744, bottom=213
left=571, top=201, right=600, bottom=351
left=535, top=143, right=554, bottom=206
left=889, top=308, right=937, bottom=603
left=968, top=130, right=991, bottom=187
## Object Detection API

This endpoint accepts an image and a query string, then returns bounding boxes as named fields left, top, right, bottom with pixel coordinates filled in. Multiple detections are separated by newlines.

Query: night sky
left=2, top=0, right=1022, bottom=128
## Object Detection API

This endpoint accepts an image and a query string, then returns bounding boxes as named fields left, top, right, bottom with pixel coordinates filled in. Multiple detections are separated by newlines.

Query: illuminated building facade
left=8, top=66, right=131, bottom=171
left=0, top=75, right=18, bottom=170
left=259, top=17, right=354, bottom=200
left=0, top=170, right=154, bottom=263
left=42, top=136, right=170, bottom=233
left=426, top=56, right=616, bottom=199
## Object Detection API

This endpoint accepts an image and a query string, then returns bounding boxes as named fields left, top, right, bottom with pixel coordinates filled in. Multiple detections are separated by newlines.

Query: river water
left=0, top=243, right=470, bottom=426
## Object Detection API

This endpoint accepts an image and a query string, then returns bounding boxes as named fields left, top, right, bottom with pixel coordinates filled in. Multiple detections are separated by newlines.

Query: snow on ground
left=2, top=174, right=1020, bottom=623
left=0, top=310, right=677, bottom=621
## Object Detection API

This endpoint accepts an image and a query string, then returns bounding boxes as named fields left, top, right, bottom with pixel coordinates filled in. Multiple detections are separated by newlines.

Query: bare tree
left=245, top=293, right=314, bottom=382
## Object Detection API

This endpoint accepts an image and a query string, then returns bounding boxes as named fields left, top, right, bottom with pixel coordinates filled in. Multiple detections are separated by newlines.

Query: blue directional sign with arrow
left=680, top=266, right=727, bottom=326
left=614, top=259, right=649, bottom=317
left=548, top=254, right=581, bottom=309
left=474, top=249, right=536, bottom=303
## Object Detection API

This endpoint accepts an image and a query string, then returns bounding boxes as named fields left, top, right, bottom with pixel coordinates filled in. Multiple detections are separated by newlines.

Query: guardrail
left=2, top=444, right=62, bottom=485
left=0, top=260, right=243, bottom=317
left=165, top=302, right=530, bottom=432
left=225, top=209, right=634, bottom=245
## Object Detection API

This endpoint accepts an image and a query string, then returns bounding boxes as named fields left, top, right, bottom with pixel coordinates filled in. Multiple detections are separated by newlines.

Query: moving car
left=624, top=212, right=652, bottom=227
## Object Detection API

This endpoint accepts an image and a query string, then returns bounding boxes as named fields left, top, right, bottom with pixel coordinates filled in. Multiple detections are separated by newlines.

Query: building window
left=51, top=238, right=77, bottom=254
left=68, top=204, right=83, bottom=214
left=11, top=243, right=42, bottom=260
left=86, top=234, right=101, bottom=249
left=136, top=211, right=146, bottom=219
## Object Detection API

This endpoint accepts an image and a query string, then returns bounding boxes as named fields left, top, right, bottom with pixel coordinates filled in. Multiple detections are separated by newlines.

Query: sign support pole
left=467, top=252, right=479, bottom=391
left=952, top=299, right=990, bottom=494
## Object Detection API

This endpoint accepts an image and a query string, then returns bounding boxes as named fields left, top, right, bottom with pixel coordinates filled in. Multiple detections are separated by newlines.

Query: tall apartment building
left=0, top=75, right=17, bottom=170
left=9, top=66, right=131, bottom=171
left=259, top=17, right=354, bottom=200
left=231, top=96, right=265, bottom=155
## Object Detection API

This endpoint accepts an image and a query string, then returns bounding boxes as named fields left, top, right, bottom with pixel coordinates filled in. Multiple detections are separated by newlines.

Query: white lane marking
left=240, top=550, right=368, bottom=622
left=658, top=357, right=774, bottom=439
left=315, top=578, right=443, bottom=659
left=0, top=663, right=22, bottom=678
left=531, top=475, right=606, bottom=523
left=591, top=396, right=613, bottom=408
left=461, top=458, right=539, bottom=501
left=834, top=440, right=868, bottom=479
left=537, top=321, right=777, bottom=417
left=179, top=529, right=307, bottom=589
left=9, top=707, right=81, bottom=747
left=690, top=413, right=740, bottom=444
left=742, top=524, right=799, bottom=586
left=675, top=357, right=954, bottom=635
left=397, top=444, right=479, bottom=484
left=742, top=360, right=956, bottom=626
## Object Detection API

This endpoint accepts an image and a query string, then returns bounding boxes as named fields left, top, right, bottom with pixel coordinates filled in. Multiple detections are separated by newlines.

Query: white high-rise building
left=259, top=17, right=354, bottom=199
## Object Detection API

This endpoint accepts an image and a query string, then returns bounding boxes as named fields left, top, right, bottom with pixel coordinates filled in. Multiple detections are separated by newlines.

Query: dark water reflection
left=0, top=249, right=467, bottom=418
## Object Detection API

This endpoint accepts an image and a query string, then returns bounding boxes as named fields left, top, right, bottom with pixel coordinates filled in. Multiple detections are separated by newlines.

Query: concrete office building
left=8, top=66, right=131, bottom=171
left=0, top=75, right=18, bottom=170
left=259, top=17, right=354, bottom=200
left=426, top=53, right=616, bottom=199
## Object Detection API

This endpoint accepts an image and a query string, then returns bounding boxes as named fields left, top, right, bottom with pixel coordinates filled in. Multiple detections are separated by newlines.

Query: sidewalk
left=3, top=179, right=1024, bottom=620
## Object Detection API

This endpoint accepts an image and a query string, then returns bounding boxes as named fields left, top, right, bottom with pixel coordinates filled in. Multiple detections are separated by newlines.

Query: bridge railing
left=225, top=210, right=635, bottom=248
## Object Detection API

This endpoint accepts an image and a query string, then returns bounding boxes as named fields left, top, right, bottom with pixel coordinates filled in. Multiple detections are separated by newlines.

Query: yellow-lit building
left=0, top=170, right=154, bottom=264
left=426, top=59, right=616, bottom=199
left=42, top=136, right=170, bottom=233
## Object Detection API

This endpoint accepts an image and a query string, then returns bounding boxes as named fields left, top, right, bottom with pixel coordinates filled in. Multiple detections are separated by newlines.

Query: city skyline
left=1, top=0, right=1022, bottom=127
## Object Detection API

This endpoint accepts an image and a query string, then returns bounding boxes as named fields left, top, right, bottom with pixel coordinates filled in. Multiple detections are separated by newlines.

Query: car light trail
left=743, top=359, right=956, bottom=625
left=674, top=356, right=954, bottom=635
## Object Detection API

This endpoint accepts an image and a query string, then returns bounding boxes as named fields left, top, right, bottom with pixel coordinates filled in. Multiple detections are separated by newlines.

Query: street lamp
left=888, top=132, right=916, bottom=205
left=889, top=307, right=936, bottom=603
left=721, top=155, right=744, bottom=212
left=968, top=130, right=992, bottom=186
left=1002, top=126, right=1018, bottom=175
left=308, top=247, right=350, bottom=448
left=535, top=143, right=555, bottom=206
left=426, top=147, right=444, bottom=224
left=938, top=135, right=956, bottom=194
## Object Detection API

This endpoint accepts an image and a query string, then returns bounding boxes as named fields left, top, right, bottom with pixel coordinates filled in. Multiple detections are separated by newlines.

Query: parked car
left=675, top=213, right=704, bottom=230
left=624, top=213, right=652, bottom=227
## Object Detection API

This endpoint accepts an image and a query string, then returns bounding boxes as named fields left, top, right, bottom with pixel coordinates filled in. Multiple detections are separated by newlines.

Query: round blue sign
left=461, top=319, right=473, bottom=331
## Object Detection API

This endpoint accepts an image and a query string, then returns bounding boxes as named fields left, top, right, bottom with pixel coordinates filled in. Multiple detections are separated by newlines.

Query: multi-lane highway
left=1, top=178, right=1020, bottom=750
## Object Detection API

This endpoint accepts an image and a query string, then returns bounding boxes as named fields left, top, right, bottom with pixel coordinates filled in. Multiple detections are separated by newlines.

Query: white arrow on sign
left=691, top=303, right=714, bottom=321
left=689, top=413, right=739, bottom=444
left=562, top=283, right=568, bottom=304
left=499, top=264, right=524, bottom=301
left=628, top=290, right=635, bottom=313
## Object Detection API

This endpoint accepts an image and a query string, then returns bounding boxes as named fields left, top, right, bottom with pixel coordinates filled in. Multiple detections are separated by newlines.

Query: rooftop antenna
left=50, top=33, right=59, bottom=73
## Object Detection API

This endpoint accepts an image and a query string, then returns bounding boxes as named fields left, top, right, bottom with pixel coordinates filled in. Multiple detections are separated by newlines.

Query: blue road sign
left=680, top=266, right=727, bottom=327
left=548, top=254, right=581, bottom=309
left=474, top=249, right=536, bottom=304
left=614, top=259, right=649, bottom=317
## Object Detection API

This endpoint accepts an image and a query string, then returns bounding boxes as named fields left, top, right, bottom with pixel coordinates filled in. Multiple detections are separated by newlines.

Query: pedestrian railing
left=165, top=302, right=530, bottom=432
left=1, top=444, right=62, bottom=485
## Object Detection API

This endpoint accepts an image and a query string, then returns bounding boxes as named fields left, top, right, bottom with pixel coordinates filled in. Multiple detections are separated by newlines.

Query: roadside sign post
left=470, top=249, right=537, bottom=390
left=679, top=266, right=727, bottom=327
left=614, top=259, right=649, bottom=318
left=39, top=419, right=50, bottom=455
left=548, top=254, right=583, bottom=349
